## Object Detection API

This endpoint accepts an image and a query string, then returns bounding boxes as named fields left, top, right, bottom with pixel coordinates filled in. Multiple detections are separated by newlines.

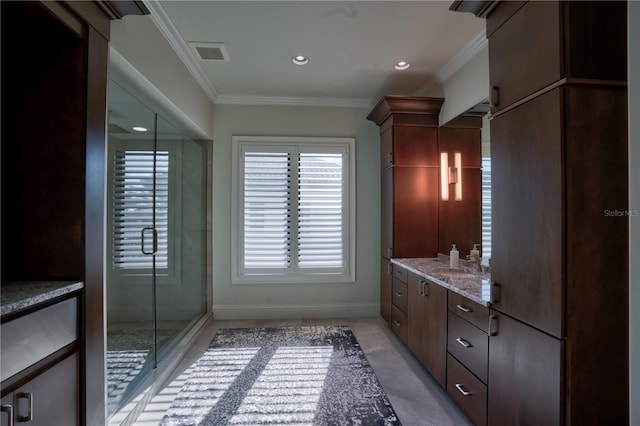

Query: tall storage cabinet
left=1, top=2, right=148, bottom=425
left=483, top=1, right=629, bottom=424
left=368, top=97, right=444, bottom=324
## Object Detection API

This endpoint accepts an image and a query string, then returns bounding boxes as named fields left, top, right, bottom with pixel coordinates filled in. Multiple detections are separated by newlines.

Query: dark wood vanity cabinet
left=407, top=272, right=447, bottom=387
left=485, top=1, right=629, bottom=424
left=1, top=2, right=147, bottom=425
left=446, top=292, right=489, bottom=426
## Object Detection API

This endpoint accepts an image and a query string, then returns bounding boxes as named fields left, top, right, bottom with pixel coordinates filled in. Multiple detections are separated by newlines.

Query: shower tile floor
left=119, top=317, right=472, bottom=426
left=107, top=321, right=190, bottom=414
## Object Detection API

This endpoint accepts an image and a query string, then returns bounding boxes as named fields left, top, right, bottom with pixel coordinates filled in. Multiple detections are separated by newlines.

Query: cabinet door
left=380, top=259, right=392, bottom=325
left=13, top=353, right=79, bottom=426
left=407, top=273, right=446, bottom=387
left=392, top=126, right=438, bottom=166
left=491, top=89, right=563, bottom=337
left=392, top=167, right=438, bottom=258
left=488, top=313, right=562, bottom=426
left=488, top=1, right=561, bottom=112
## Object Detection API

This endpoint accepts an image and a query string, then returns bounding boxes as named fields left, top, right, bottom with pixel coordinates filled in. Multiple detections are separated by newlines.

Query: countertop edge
left=1, top=281, right=84, bottom=318
left=390, top=258, right=491, bottom=307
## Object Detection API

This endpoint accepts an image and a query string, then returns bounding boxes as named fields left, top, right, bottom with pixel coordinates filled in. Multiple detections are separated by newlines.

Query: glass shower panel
left=106, top=81, right=157, bottom=415
left=154, top=115, right=207, bottom=363
left=105, top=81, right=208, bottom=418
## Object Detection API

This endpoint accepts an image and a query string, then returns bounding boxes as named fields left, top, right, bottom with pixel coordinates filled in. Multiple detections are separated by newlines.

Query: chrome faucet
left=466, top=252, right=482, bottom=272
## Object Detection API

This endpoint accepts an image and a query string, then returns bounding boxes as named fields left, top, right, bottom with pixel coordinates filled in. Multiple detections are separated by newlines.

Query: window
left=108, top=142, right=181, bottom=280
left=481, top=156, right=491, bottom=261
left=232, top=136, right=355, bottom=283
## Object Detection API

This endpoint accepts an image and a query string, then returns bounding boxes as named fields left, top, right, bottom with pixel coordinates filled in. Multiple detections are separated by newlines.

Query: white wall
left=211, top=104, right=380, bottom=319
left=419, top=45, right=489, bottom=125
left=110, top=15, right=214, bottom=140
left=629, top=2, right=639, bottom=422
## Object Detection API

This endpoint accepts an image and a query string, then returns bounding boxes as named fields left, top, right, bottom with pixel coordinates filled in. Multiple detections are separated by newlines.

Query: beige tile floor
left=126, top=317, right=473, bottom=426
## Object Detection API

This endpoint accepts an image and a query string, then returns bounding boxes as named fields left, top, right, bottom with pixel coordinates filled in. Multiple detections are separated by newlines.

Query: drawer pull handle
left=394, top=291, right=403, bottom=297
left=490, top=86, right=500, bottom=108
left=456, top=304, right=472, bottom=313
left=456, top=337, right=473, bottom=348
left=16, top=392, right=33, bottom=422
left=1, top=405, right=14, bottom=426
left=393, top=320, right=401, bottom=327
left=455, top=383, right=474, bottom=396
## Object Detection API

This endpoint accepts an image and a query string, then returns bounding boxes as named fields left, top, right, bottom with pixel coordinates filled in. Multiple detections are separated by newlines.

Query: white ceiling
left=145, top=1, right=486, bottom=107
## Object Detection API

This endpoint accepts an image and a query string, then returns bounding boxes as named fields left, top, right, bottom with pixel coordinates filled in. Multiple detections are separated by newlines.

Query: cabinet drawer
left=392, top=278, right=408, bottom=314
left=391, top=264, right=407, bottom=283
left=447, top=354, right=487, bottom=426
left=1, top=297, right=78, bottom=382
left=391, top=305, right=407, bottom=345
left=448, top=291, right=489, bottom=332
left=448, top=312, right=488, bottom=383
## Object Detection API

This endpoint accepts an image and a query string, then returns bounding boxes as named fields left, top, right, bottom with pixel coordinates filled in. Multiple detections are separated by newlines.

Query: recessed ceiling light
left=132, top=126, right=148, bottom=132
left=394, top=61, right=410, bottom=71
left=292, top=55, right=310, bottom=65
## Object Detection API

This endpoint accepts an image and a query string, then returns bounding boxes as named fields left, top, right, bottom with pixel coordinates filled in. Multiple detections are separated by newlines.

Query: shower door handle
left=141, top=227, right=158, bottom=255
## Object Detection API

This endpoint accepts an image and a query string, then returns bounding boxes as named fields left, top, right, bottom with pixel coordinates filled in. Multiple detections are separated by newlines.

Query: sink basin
left=431, top=268, right=477, bottom=279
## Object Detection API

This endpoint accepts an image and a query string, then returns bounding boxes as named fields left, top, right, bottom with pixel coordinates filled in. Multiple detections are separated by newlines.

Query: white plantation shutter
left=112, top=150, right=170, bottom=270
left=481, top=157, right=492, bottom=260
left=243, top=152, right=291, bottom=269
left=298, top=152, right=344, bottom=269
left=234, top=137, right=354, bottom=283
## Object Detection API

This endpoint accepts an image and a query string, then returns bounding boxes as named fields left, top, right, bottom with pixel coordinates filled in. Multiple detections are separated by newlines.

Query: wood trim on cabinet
left=83, top=25, right=109, bottom=426
left=367, top=96, right=444, bottom=126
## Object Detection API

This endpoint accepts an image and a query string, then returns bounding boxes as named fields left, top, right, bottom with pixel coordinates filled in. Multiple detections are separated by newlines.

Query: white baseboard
left=211, top=302, right=379, bottom=320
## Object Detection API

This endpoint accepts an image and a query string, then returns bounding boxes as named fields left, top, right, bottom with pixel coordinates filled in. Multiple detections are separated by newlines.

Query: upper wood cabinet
left=488, top=1, right=627, bottom=113
left=370, top=96, right=443, bottom=259
left=368, top=96, right=443, bottom=169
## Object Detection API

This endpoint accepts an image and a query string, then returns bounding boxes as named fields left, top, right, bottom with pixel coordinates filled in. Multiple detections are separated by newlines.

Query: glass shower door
left=106, top=81, right=207, bottom=417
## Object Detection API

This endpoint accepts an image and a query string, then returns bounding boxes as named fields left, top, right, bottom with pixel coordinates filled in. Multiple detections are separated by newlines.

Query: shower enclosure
left=105, top=81, right=208, bottom=416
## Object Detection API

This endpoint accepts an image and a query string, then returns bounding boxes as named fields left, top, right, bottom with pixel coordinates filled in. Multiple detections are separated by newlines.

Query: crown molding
left=143, top=0, right=218, bottom=102
left=415, top=29, right=487, bottom=96
left=215, top=95, right=374, bottom=109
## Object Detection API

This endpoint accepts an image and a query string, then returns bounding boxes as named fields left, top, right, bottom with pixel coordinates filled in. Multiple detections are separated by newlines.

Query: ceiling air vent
left=188, top=42, right=230, bottom=62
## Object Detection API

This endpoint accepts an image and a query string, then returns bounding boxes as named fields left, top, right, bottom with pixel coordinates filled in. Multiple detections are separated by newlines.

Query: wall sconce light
left=440, top=152, right=463, bottom=201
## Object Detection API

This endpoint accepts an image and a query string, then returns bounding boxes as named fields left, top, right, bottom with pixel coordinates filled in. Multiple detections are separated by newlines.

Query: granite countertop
left=391, top=256, right=491, bottom=306
left=1, top=281, right=84, bottom=318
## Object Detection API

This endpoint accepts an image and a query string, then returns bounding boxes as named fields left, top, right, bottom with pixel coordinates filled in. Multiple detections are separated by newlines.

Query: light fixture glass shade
left=440, top=152, right=449, bottom=201
left=454, top=152, right=462, bottom=201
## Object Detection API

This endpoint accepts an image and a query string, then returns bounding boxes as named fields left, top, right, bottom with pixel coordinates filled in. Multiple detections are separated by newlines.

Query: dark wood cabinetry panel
left=1, top=1, right=86, bottom=280
left=488, top=312, right=562, bottom=426
left=563, top=85, right=628, bottom=426
left=392, top=126, right=439, bottom=166
left=491, top=89, right=563, bottom=338
left=392, top=167, right=439, bottom=258
left=381, top=168, right=393, bottom=258
left=407, top=273, right=446, bottom=387
left=380, top=259, right=392, bottom=325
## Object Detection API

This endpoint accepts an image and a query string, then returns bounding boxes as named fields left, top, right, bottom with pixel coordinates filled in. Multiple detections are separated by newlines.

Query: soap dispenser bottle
left=470, top=244, right=480, bottom=259
left=450, top=244, right=459, bottom=268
